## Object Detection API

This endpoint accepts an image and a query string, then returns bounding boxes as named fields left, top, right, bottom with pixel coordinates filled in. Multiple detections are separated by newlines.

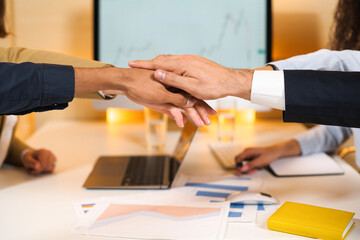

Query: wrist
left=74, top=68, right=126, bottom=94
left=277, top=139, right=301, bottom=158
left=230, top=69, right=254, bottom=100
left=21, top=148, right=32, bottom=162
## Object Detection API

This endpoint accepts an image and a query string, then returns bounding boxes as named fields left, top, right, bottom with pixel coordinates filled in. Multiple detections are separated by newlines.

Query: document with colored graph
left=177, top=174, right=264, bottom=222
left=71, top=201, right=229, bottom=240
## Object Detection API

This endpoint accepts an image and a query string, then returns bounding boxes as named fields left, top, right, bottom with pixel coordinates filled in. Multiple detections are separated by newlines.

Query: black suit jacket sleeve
left=0, top=62, right=75, bottom=115
left=283, top=70, right=360, bottom=128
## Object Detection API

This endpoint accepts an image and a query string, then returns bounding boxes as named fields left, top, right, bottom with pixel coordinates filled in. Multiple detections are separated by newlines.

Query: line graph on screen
left=110, top=11, right=259, bottom=68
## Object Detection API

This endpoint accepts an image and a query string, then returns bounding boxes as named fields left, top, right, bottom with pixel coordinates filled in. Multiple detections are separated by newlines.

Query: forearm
left=294, top=125, right=352, bottom=156
left=275, top=139, right=302, bottom=157
left=74, top=67, right=127, bottom=95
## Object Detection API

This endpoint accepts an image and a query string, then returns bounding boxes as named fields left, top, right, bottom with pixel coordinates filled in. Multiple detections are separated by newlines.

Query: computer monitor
left=93, top=0, right=272, bottom=110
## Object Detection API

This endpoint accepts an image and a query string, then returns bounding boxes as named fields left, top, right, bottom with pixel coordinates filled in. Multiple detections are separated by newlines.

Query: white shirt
left=0, top=115, right=18, bottom=166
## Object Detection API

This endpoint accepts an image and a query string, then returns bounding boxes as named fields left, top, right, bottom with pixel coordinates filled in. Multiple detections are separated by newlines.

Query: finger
left=164, top=91, right=196, bottom=108
left=235, top=148, right=262, bottom=164
left=184, top=107, right=205, bottom=127
left=201, top=101, right=217, bottom=116
left=169, top=107, right=185, bottom=128
left=43, top=152, right=56, bottom=172
left=194, top=102, right=212, bottom=126
left=33, top=149, right=54, bottom=174
left=154, top=70, right=197, bottom=98
left=128, top=60, right=156, bottom=70
left=127, top=95, right=181, bottom=122
left=23, top=156, right=41, bottom=172
left=128, top=55, right=178, bottom=71
left=240, top=156, right=268, bottom=173
left=127, top=94, right=189, bottom=128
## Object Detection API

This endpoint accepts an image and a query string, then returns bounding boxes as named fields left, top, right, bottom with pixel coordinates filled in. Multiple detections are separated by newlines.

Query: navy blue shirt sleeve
left=0, top=62, right=75, bottom=115
left=283, top=70, right=360, bottom=128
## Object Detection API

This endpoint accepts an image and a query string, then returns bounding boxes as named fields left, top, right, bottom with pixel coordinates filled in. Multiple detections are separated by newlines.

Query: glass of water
left=217, top=98, right=236, bottom=142
left=144, top=108, right=168, bottom=151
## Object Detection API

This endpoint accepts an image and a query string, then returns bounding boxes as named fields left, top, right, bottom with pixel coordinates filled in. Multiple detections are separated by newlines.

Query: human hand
left=102, top=68, right=217, bottom=127
left=235, top=140, right=301, bottom=176
left=128, top=54, right=254, bottom=100
left=127, top=95, right=216, bottom=127
left=21, top=149, right=57, bottom=175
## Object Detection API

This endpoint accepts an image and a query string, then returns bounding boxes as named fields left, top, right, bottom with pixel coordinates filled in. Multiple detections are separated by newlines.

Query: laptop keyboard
left=122, top=156, right=166, bottom=186
left=209, top=142, right=243, bottom=169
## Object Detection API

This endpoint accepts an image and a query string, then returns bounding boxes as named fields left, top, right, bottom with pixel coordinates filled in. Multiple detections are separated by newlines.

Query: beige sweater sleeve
left=5, top=136, right=29, bottom=166
left=0, top=47, right=114, bottom=99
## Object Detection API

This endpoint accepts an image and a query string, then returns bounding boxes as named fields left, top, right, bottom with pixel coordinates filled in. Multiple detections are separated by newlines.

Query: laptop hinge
left=160, top=157, right=170, bottom=188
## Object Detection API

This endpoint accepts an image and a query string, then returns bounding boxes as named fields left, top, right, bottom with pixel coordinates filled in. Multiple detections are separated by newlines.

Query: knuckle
left=156, top=54, right=166, bottom=60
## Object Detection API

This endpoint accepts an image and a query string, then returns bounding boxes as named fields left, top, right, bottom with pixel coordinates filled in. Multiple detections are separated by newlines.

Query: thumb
left=155, top=70, right=196, bottom=101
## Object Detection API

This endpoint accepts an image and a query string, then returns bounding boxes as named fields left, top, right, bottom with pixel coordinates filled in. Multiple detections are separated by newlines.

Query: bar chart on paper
left=72, top=203, right=229, bottom=240
left=178, top=175, right=265, bottom=222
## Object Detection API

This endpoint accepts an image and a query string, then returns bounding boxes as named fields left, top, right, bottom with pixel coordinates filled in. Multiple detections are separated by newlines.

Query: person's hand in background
left=235, top=139, right=301, bottom=176
left=21, top=149, right=57, bottom=175
left=128, top=54, right=255, bottom=101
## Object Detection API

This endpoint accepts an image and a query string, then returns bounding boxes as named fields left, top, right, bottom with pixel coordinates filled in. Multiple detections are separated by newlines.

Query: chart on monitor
left=94, top=0, right=271, bottom=110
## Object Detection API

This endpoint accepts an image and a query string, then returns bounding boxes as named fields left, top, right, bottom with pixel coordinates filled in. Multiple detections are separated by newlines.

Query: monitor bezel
left=93, top=0, right=272, bottom=63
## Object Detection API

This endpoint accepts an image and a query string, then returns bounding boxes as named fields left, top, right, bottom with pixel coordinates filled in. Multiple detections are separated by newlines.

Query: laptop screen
left=172, top=121, right=198, bottom=163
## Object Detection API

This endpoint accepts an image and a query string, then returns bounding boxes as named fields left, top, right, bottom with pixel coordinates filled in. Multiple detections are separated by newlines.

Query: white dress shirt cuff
left=97, top=90, right=116, bottom=99
left=20, top=148, right=32, bottom=161
left=250, top=70, right=285, bottom=110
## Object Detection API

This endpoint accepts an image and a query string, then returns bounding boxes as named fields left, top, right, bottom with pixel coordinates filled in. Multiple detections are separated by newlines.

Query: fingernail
left=199, top=119, right=205, bottom=127
left=205, top=116, right=211, bottom=125
left=241, top=164, right=249, bottom=172
left=177, top=119, right=184, bottom=128
left=156, top=70, right=166, bottom=80
left=186, top=97, right=195, bottom=107
left=128, top=61, right=135, bottom=65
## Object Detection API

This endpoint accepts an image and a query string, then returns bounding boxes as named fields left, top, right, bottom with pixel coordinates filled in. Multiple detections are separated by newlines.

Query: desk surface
left=0, top=120, right=359, bottom=240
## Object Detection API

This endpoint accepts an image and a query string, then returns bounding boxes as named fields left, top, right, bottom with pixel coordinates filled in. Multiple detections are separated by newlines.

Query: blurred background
left=0, top=0, right=338, bottom=141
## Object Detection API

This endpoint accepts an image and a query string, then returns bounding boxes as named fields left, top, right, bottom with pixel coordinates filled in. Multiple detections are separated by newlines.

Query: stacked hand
left=128, top=54, right=255, bottom=100
left=77, top=67, right=216, bottom=128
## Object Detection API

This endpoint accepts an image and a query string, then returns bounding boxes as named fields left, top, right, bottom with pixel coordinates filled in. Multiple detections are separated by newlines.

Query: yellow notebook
left=267, top=202, right=355, bottom=240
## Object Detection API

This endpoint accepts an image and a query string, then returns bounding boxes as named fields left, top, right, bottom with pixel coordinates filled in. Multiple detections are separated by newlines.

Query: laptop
left=83, top=121, right=197, bottom=189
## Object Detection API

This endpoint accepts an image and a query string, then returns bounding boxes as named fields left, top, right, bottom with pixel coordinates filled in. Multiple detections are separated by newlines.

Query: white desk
left=0, top=120, right=359, bottom=240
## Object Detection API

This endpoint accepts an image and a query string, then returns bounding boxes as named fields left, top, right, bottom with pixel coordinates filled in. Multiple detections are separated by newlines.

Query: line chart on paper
left=90, top=204, right=221, bottom=229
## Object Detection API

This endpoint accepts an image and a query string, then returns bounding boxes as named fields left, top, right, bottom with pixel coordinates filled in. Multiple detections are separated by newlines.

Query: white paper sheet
left=269, top=153, right=343, bottom=176
left=71, top=197, right=229, bottom=240
left=176, top=174, right=263, bottom=222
